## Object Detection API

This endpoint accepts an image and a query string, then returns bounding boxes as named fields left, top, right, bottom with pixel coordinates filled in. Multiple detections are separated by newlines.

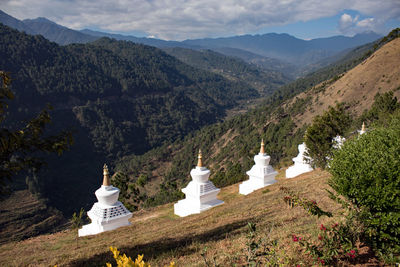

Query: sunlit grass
left=0, top=169, right=350, bottom=266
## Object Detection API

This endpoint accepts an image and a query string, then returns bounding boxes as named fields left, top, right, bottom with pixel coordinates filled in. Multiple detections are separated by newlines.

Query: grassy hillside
left=0, top=190, right=66, bottom=245
left=0, top=169, right=383, bottom=266
left=288, top=37, right=400, bottom=127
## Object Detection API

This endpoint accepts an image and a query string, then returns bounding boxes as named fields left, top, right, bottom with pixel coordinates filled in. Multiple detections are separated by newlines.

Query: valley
left=0, top=8, right=399, bottom=265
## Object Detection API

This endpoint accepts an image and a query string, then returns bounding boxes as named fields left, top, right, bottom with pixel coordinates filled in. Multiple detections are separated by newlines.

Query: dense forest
left=0, top=23, right=279, bottom=215
left=163, top=47, right=290, bottom=96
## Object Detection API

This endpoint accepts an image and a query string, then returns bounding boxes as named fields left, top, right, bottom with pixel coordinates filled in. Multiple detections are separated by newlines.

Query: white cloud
left=2, top=0, right=400, bottom=40
left=338, top=12, right=385, bottom=35
left=339, top=13, right=356, bottom=33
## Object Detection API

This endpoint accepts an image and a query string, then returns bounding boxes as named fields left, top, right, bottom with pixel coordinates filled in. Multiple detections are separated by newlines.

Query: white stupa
left=332, top=135, right=346, bottom=149
left=78, top=164, right=132, bottom=237
left=286, top=143, right=313, bottom=178
left=358, top=122, right=366, bottom=135
left=174, top=150, right=224, bottom=217
left=239, top=140, right=277, bottom=195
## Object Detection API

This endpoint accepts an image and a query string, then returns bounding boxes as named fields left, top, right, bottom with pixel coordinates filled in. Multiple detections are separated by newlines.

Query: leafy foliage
left=111, top=172, right=142, bottom=211
left=70, top=208, right=85, bottom=248
left=358, top=91, right=400, bottom=127
left=329, top=121, right=400, bottom=261
left=292, top=223, right=359, bottom=265
left=285, top=187, right=362, bottom=265
left=304, top=103, right=352, bottom=168
left=0, top=71, right=72, bottom=196
left=280, top=187, right=332, bottom=218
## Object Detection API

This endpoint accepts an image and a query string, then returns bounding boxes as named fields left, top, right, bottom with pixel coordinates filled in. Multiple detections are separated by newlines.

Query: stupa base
left=239, top=178, right=276, bottom=195
left=285, top=164, right=313, bottom=178
left=174, top=198, right=224, bottom=217
left=78, top=216, right=131, bottom=237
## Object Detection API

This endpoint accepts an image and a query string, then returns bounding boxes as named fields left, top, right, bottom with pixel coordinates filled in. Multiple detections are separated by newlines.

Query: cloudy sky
left=2, top=0, right=400, bottom=40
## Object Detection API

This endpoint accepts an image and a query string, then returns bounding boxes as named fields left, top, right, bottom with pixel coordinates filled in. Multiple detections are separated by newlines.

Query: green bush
left=329, top=124, right=400, bottom=260
left=304, top=103, right=352, bottom=168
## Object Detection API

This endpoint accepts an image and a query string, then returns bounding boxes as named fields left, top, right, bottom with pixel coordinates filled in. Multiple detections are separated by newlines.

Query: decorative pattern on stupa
left=174, top=150, right=224, bottom=217
left=78, top=164, right=132, bottom=237
left=239, top=139, right=277, bottom=195
left=286, top=143, right=313, bottom=179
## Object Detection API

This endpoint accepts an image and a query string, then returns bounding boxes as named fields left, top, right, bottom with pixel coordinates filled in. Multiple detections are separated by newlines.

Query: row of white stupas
left=79, top=123, right=367, bottom=236
left=286, top=122, right=367, bottom=179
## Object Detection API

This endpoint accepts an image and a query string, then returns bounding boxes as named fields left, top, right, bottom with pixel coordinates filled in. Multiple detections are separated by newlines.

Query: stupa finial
left=260, top=139, right=265, bottom=154
left=197, top=149, right=203, bottom=167
left=102, top=164, right=111, bottom=186
left=361, top=122, right=365, bottom=132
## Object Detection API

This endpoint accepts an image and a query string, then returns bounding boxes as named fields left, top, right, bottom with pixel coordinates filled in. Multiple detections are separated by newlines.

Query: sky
left=2, top=0, right=400, bottom=41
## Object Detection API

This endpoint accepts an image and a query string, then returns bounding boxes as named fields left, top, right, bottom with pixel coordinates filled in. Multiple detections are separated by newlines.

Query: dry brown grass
left=0, top=190, right=66, bottom=245
left=1, top=168, right=378, bottom=267
left=288, top=38, right=400, bottom=128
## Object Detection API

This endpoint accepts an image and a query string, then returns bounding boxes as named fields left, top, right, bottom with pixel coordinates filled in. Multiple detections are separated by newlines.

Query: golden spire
left=260, top=139, right=265, bottom=154
left=361, top=122, right=365, bottom=132
left=102, top=164, right=111, bottom=186
left=197, top=149, right=203, bottom=167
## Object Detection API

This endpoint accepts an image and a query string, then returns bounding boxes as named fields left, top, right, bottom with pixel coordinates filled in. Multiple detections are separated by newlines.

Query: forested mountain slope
left=0, top=23, right=261, bottom=220
left=163, top=47, right=290, bottom=96
left=23, top=17, right=97, bottom=45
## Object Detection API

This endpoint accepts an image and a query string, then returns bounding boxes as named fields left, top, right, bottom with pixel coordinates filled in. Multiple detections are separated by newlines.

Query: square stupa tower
left=174, top=150, right=224, bottom=217
left=239, top=140, right=277, bottom=195
left=286, top=143, right=313, bottom=178
left=79, top=164, right=132, bottom=237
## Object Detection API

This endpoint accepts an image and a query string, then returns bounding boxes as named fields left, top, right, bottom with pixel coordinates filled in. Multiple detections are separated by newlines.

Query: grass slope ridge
left=290, top=37, right=400, bottom=127
left=1, top=169, right=381, bottom=266
left=0, top=190, right=65, bottom=245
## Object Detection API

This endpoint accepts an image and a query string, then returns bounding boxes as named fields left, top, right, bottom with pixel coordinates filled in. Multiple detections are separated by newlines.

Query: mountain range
left=0, top=9, right=382, bottom=77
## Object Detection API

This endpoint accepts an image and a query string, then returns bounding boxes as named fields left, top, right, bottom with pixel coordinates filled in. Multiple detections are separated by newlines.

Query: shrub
left=329, top=124, right=400, bottom=261
left=304, top=103, right=351, bottom=168
left=292, top=222, right=358, bottom=265
left=107, top=246, right=175, bottom=267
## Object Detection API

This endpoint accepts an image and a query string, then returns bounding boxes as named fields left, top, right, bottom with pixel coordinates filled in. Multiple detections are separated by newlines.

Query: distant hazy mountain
left=0, top=10, right=35, bottom=34
left=211, top=46, right=297, bottom=76
left=81, top=29, right=193, bottom=48
left=0, top=9, right=382, bottom=74
left=23, top=17, right=97, bottom=45
left=182, top=32, right=382, bottom=65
